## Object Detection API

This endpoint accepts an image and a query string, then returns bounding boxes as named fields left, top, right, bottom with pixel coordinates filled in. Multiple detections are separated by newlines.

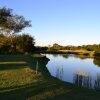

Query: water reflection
left=52, top=54, right=59, bottom=58
left=46, top=54, right=100, bottom=91
left=94, top=73, right=100, bottom=90
left=52, top=54, right=100, bottom=67
left=55, top=67, right=100, bottom=90
left=74, top=55, right=91, bottom=60
left=61, top=54, right=69, bottom=58
left=53, top=54, right=91, bottom=59
left=73, top=71, right=92, bottom=89
left=73, top=71, right=100, bottom=90
left=52, top=54, right=69, bottom=59
left=93, top=57, right=100, bottom=67
left=56, top=66, right=63, bottom=80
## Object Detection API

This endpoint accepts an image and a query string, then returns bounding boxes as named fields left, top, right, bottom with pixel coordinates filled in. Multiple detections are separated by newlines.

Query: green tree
left=0, top=7, right=31, bottom=53
left=0, top=7, right=12, bottom=29
left=16, top=34, right=35, bottom=53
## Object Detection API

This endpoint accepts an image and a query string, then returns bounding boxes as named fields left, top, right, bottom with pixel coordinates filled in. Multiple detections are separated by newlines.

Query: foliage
left=0, top=7, right=31, bottom=53
left=0, top=33, right=35, bottom=54
left=93, top=57, right=100, bottom=66
left=16, top=34, right=35, bottom=53
left=48, top=43, right=63, bottom=51
left=47, top=43, right=100, bottom=53
left=0, top=7, right=31, bottom=34
left=35, top=46, right=48, bottom=53
left=82, top=52, right=90, bottom=56
left=94, top=51, right=100, bottom=57
left=0, top=43, right=10, bottom=54
left=0, top=7, right=12, bottom=28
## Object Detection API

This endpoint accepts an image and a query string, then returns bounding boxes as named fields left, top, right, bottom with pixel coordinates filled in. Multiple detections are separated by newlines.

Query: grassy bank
left=0, top=54, right=100, bottom=100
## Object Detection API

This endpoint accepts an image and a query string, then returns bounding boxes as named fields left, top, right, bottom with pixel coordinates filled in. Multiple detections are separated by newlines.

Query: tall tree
left=0, top=7, right=31, bottom=53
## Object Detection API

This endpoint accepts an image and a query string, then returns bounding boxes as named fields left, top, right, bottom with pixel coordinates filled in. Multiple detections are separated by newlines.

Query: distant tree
left=50, top=43, right=62, bottom=51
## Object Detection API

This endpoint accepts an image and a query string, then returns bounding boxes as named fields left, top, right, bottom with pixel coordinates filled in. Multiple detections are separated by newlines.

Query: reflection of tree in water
left=94, top=73, right=100, bottom=90
left=52, top=54, right=59, bottom=58
left=73, top=71, right=92, bottom=89
left=56, top=66, right=63, bottom=80
left=93, top=57, right=100, bottom=67
left=75, top=55, right=90, bottom=60
left=62, top=54, right=69, bottom=59
left=52, top=54, right=69, bottom=59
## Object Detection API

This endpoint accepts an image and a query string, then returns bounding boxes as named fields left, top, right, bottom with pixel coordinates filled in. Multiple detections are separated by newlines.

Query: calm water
left=46, top=54, right=100, bottom=90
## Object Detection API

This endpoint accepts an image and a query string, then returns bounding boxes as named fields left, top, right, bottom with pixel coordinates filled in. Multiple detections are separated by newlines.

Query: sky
left=0, top=0, right=100, bottom=46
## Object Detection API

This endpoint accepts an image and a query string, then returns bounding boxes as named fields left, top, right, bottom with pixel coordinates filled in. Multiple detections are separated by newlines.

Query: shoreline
left=0, top=54, right=100, bottom=100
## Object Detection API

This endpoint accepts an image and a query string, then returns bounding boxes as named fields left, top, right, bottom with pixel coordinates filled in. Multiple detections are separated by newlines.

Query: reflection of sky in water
left=46, top=54, right=100, bottom=84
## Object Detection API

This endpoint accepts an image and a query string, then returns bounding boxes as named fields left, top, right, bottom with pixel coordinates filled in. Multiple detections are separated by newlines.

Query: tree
left=16, top=34, right=35, bottom=53
left=0, top=7, right=31, bottom=53
left=0, top=33, right=35, bottom=54
left=0, top=34, right=4, bottom=46
left=0, top=7, right=12, bottom=29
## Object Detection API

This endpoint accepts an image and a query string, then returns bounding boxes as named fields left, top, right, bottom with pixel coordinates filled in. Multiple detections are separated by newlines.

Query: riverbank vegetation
left=1, top=55, right=100, bottom=100
left=35, top=43, right=100, bottom=57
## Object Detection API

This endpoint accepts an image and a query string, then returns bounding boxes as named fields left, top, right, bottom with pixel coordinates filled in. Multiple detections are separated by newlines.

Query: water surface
left=46, top=54, right=100, bottom=90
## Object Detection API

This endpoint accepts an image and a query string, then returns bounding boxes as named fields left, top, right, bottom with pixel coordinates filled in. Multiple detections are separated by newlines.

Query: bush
left=83, top=52, right=90, bottom=56
left=94, top=51, right=100, bottom=57
left=0, top=44, right=10, bottom=54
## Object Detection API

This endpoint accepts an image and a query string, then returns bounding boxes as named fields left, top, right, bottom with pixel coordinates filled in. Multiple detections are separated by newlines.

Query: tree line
left=48, top=43, right=100, bottom=51
left=35, top=43, right=100, bottom=56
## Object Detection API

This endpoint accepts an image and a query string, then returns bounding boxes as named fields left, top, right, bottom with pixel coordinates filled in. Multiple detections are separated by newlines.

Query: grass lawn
left=0, top=54, right=100, bottom=100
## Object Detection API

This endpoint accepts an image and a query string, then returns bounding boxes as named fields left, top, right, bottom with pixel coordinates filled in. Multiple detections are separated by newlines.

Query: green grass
left=0, top=55, right=100, bottom=100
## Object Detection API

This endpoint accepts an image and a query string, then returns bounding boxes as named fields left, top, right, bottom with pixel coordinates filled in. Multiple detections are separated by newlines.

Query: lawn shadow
left=0, top=63, right=28, bottom=70
left=0, top=55, right=36, bottom=70
left=0, top=79, right=72, bottom=100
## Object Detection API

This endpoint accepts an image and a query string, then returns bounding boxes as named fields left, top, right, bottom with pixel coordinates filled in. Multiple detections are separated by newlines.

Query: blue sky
left=0, top=0, right=100, bottom=46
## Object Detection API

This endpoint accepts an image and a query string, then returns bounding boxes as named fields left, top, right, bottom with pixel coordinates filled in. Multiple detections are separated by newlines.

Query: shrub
left=83, top=52, right=90, bottom=56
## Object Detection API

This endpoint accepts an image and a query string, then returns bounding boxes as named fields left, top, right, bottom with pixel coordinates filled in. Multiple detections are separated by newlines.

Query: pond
left=45, top=54, right=100, bottom=90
